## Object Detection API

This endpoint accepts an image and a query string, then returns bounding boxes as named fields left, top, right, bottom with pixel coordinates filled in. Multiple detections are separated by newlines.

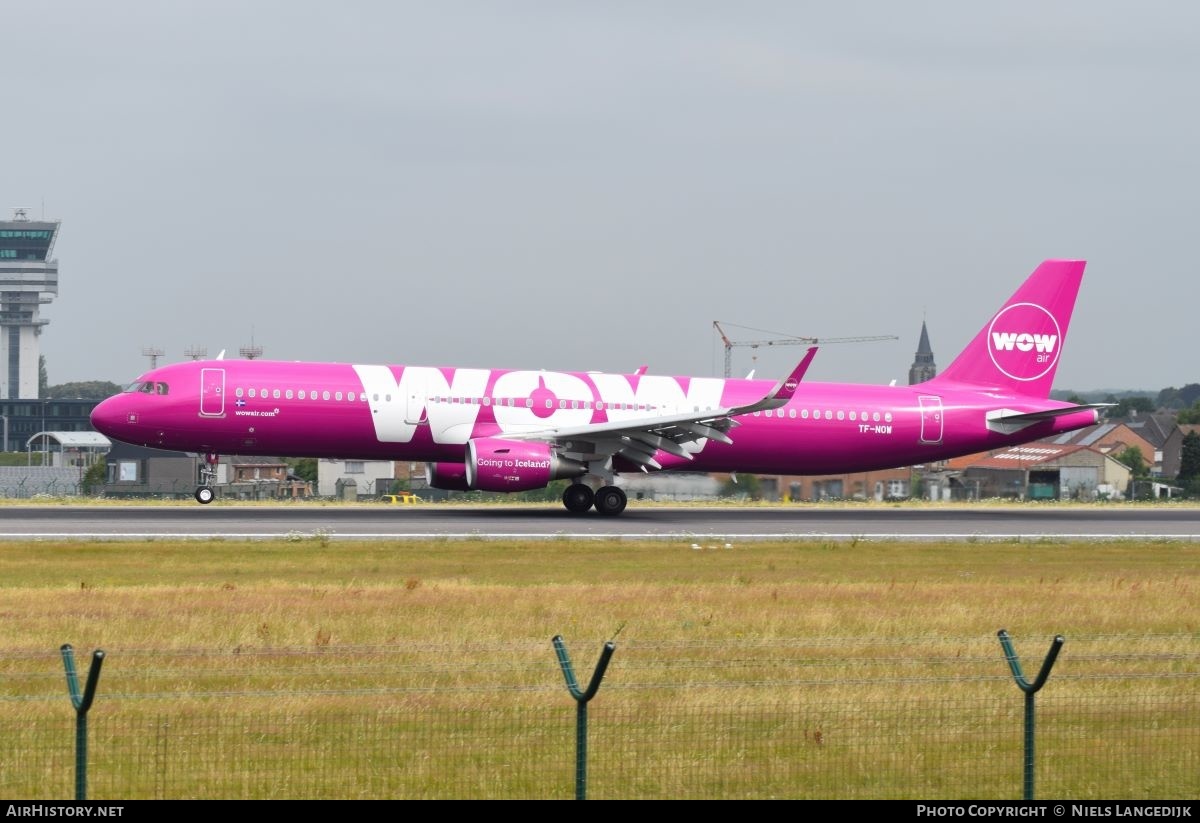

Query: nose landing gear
left=195, top=453, right=219, bottom=504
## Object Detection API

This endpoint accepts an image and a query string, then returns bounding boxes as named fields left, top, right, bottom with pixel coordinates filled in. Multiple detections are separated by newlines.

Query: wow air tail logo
left=987, top=302, right=1062, bottom=382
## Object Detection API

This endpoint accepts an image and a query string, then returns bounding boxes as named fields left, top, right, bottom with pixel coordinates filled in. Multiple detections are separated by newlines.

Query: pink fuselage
left=90, top=360, right=1098, bottom=476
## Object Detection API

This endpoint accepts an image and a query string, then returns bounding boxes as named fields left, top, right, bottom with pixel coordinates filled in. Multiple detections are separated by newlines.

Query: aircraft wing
left=500, top=347, right=817, bottom=470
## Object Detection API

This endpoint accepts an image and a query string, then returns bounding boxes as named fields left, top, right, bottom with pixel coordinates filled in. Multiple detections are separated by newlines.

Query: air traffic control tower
left=0, top=208, right=60, bottom=399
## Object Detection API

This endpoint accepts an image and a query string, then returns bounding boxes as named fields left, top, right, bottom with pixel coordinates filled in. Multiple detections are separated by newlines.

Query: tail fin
left=930, top=259, right=1085, bottom=398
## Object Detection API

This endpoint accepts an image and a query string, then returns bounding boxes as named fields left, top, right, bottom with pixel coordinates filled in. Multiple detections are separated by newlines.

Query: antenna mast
left=140, top=346, right=165, bottom=370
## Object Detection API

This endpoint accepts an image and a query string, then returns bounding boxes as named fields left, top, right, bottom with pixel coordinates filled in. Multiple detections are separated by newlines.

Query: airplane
left=90, top=259, right=1105, bottom=514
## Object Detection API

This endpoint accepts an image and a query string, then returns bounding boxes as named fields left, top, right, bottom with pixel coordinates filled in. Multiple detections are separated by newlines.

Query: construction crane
left=713, top=321, right=899, bottom=378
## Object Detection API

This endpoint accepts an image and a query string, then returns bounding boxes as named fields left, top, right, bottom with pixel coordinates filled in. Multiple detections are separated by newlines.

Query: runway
left=2, top=504, right=1200, bottom=541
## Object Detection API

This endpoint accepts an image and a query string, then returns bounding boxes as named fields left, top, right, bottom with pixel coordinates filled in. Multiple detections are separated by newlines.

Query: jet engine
left=464, top=437, right=586, bottom=492
left=426, top=462, right=471, bottom=491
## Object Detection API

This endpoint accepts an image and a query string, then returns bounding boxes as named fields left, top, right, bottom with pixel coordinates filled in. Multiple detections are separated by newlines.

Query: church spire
left=908, top=320, right=937, bottom=384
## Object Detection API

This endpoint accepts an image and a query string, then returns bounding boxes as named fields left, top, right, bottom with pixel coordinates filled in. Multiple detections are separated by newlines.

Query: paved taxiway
left=2, top=505, right=1199, bottom=540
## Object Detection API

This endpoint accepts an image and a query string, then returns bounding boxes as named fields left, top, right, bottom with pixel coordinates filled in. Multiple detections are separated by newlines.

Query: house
left=1160, top=424, right=1200, bottom=480
left=224, top=456, right=310, bottom=500
left=102, top=444, right=311, bottom=499
left=317, top=459, right=396, bottom=498
left=956, top=444, right=1131, bottom=501
left=755, top=468, right=914, bottom=502
left=103, top=442, right=207, bottom=499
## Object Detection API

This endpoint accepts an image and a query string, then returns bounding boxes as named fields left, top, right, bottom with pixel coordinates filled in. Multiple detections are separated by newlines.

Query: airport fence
left=1, top=634, right=1197, bottom=800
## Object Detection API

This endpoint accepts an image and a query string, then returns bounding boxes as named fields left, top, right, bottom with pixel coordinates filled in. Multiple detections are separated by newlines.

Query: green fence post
left=552, top=635, right=616, bottom=800
left=997, top=629, right=1063, bottom=801
left=61, top=644, right=105, bottom=801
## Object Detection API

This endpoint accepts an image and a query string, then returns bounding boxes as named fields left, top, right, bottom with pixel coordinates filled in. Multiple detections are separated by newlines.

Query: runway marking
left=2, top=532, right=1199, bottom=542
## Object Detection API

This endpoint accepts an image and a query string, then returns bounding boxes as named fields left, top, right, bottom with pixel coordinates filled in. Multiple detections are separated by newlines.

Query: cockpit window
left=122, top=381, right=168, bottom=395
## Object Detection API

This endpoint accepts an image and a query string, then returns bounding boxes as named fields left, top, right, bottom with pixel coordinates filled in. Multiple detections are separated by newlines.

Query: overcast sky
left=4, top=2, right=1197, bottom=392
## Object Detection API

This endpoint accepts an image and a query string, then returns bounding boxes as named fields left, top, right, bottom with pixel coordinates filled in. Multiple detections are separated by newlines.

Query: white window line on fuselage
left=225, top=384, right=709, bottom=417
left=754, top=406, right=894, bottom=423
left=231, top=384, right=891, bottom=425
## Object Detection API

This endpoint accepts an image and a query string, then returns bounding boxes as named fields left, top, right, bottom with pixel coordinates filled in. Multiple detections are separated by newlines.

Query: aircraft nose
left=90, top=395, right=129, bottom=439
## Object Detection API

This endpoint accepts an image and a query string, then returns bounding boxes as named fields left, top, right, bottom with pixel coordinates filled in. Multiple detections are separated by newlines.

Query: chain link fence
left=2, top=635, right=1197, bottom=799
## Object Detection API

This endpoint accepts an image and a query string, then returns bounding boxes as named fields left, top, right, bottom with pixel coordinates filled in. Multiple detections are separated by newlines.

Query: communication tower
left=0, top=208, right=61, bottom=398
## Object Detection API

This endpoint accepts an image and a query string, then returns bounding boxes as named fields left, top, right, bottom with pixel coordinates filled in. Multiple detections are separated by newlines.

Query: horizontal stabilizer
left=985, top=404, right=1111, bottom=435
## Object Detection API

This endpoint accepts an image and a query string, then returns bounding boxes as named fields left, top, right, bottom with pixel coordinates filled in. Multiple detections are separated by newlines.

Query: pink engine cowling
left=429, top=438, right=585, bottom=492
left=426, top=462, right=470, bottom=491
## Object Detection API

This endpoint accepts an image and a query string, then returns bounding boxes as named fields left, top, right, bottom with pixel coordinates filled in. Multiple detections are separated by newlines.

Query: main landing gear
left=195, top=452, right=219, bottom=504
left=562, top=483, right=627, bottom=516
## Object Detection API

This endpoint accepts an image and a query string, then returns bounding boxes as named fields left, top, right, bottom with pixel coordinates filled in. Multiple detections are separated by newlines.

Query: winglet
left=769, top=346, right=818, bottom=404
left=732, top=346, right=817, bottom=414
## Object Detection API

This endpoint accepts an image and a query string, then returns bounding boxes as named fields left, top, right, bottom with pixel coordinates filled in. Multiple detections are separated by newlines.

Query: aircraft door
left=200, top=368, right=226, bottom=417
left=918, top=395, right=943, bottom=444
left=405, top=372, right=428, bottom=425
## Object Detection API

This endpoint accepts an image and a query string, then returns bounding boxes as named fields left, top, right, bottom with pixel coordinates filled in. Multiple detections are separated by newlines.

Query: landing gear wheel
left=593, top=485, right=627, bottom=516
left=562, top=484, right=594, bottom=514
left=195, top=486, right=215, bottom=505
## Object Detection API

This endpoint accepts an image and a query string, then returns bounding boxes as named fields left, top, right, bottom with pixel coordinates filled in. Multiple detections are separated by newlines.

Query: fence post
left=60, top=644, right=105, bottom=801
left=552, top=635, right=615, bottom=800
left=997, top=629, right=1063, bottom=801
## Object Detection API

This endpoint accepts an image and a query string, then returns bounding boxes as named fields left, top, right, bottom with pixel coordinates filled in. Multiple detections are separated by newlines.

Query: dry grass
left=1, top=537, right=1197, bottom=798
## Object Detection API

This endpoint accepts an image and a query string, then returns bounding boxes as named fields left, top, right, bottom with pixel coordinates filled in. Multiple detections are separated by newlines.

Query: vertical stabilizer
left=929, top=259, right=1085, bottom=398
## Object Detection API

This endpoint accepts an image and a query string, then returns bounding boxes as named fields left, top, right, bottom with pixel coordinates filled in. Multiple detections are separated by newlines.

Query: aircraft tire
left=593, top=485, right=627, bottom=516
left=195, top=487, right=215, bottom=505
left=562, top=484, right=594, bottom=514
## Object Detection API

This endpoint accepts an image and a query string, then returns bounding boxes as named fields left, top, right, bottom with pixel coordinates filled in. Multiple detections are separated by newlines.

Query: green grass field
left=1, top=536, right=1197, bottom=798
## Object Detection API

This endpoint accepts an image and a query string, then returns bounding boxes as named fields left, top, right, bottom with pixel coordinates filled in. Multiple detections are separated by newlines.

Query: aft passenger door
left=918, top=395, right=943, bottom=444
left=200, top=368, right=226, bottom=417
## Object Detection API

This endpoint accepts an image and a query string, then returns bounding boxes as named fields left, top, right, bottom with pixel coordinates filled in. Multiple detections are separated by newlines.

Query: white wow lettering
left=354, top=365, right=489, bottom=444
left=991, top=332, right=1058, bottom=353
left=352, top=366, right=728, bottom=446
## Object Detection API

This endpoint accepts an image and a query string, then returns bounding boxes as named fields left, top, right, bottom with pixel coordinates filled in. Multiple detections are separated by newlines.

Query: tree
left=1178, top=431, right=1200, bottom=494
left=1177, top=401, right=1200, bottom=425
left=1115, top=446, right=1148, bottom=478
left=39, top=355, right=48, bottom=396
left=721, top=473, right=762, bottom=501
left=1158, top=387, right=1183, bottom=410
left=288, top=458, right=318, bottom=484
left=1157, top=384, right=1200, bottom=411
left=82, top=459, right=107, bottom=494
left=46, top=381, right=123, bottom=399
left=1110, top=396, right=1155, bottom=418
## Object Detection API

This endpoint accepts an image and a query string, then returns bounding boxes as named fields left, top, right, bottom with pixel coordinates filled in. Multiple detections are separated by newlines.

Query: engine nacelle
left=426, top=462, right=471, bottom=491
left=465, top=437, right=586, bottom=492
